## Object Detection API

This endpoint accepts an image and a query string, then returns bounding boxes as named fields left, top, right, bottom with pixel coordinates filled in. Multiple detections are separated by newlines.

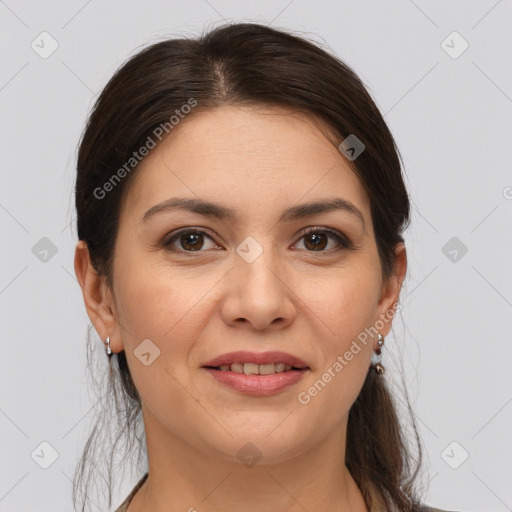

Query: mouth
left=200, top=351, right=310, bottom=396
left=202, top=350, right=309, bottom=370
left=203, top=362, right=309, bottom=375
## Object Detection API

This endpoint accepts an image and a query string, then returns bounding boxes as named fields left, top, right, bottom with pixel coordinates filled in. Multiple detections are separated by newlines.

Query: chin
left=199, top=425, right=313, bottom=466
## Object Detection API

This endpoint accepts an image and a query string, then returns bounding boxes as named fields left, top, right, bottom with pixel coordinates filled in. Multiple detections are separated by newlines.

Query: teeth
left=216, top=362, right=302, bottom=374
left=244, top=363, right=259, bottom=375
left=259, top=363, right=275, bottom=375
left=231, top=363, right=244, bottom=373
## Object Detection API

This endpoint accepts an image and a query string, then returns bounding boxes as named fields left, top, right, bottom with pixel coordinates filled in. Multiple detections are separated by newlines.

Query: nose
left=220, top=245, right=296, bottom=331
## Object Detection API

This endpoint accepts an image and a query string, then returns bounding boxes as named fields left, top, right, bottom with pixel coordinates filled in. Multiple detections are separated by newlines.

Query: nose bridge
left=234, top=233, right=278, bottom=278
left=232, top=234, right=291, bottom=310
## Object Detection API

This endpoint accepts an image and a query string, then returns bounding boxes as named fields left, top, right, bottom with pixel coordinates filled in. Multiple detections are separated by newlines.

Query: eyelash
left=162, top=226, right=353, bottom=255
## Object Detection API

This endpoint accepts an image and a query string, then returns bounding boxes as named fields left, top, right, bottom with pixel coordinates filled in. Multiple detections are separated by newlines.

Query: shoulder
left=417, top=505, right=463, bottom=512
left=114, top=473, right=149, bottom=512
left=366, top=480, right=461, bottom=512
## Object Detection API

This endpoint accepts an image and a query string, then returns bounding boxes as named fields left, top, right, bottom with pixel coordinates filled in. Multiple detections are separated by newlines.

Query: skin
left=75, top=105, right=406, bottom=512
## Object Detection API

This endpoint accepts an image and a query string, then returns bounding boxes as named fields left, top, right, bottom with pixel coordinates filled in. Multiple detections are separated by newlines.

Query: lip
left=202, top=350, right=309, bottom=369
left=201, top=351, right=310, bottom=396
left=202, top=367, right=309, bottom=396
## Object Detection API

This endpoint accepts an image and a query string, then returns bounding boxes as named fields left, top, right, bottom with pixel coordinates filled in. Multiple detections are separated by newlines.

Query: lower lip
left=202, top=368, right=308, bottom=396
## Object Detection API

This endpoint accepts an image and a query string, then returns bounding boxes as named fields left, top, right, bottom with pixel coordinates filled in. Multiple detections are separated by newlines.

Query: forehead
left=121, top=105, right=370, bottom=226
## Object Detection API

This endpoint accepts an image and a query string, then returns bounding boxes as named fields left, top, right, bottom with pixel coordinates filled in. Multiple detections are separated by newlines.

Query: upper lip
left=202, top=351, right=309, bottom=368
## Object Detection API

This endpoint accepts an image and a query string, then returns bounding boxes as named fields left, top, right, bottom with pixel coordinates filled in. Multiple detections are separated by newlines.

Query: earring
left=105, top=336, right=113, bottom=357
left=370, top=332, right=385, bottom=374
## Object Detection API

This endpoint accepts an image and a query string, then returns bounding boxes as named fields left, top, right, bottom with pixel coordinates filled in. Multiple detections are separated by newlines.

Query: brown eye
left=296, top=227, right=351, bottom=252
left=303, top=232, right=329, bottom=251
left=163, top=229, right=218, bottom=252
left=179, top=232, right=204, bottom=251
left=162, top=226, right=352, bottom=255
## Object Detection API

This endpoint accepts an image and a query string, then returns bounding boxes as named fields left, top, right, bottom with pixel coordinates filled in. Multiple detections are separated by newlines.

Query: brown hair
left=73, top=22, right=423, bottom=511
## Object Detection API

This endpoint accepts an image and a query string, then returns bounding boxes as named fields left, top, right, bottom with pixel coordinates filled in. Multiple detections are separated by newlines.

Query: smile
left=210, top=362, right=301, bottom=374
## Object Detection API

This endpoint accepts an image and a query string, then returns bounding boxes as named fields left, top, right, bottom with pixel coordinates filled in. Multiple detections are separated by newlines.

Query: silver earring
left=105, top=336, right=112, bottom=357
left=371, top=333, right=385, bottom=374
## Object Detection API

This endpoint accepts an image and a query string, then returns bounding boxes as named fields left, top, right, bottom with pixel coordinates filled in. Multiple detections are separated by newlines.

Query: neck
left=128, top=409, right=368, bottom=512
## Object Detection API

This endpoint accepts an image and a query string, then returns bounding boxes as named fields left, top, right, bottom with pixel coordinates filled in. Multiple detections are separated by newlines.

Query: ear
left=74, top=240, right=123, bottom=354
left=375, top=241, right=407, bottom=338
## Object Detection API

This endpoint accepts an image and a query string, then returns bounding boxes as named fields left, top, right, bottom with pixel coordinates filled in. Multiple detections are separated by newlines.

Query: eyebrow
left=141, top=196, right=366, bottom=230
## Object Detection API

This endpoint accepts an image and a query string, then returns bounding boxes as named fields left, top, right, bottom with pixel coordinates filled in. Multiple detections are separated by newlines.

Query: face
left=78, top=105, right=405, bottom=465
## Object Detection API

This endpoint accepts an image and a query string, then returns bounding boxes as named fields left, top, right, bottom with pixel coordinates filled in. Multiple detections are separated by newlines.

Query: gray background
left=1, top=1, right=511, bottom=511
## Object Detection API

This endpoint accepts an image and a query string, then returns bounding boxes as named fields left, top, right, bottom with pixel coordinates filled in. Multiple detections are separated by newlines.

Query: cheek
left=293, top=276, right=378, bottom=436
left=111, top=255, right=206, bottom=418
left=306, top=263, right=381, bottom=350
left=296, top=264, right=379, bottom=404
left=113, top=247, right=208, bottom=341
left=114, top=240, right=382, bottom=367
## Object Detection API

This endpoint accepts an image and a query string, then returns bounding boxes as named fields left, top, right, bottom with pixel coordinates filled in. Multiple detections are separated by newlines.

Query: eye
left=162, top=226, right=352, bottom=255
left=163, top=228, right=219, bottom=253
left=294, top=226, right=352, bottom=252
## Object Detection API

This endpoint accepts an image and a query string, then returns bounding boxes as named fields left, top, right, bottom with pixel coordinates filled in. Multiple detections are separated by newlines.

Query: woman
left=73, top=22, right=458, bottom=512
